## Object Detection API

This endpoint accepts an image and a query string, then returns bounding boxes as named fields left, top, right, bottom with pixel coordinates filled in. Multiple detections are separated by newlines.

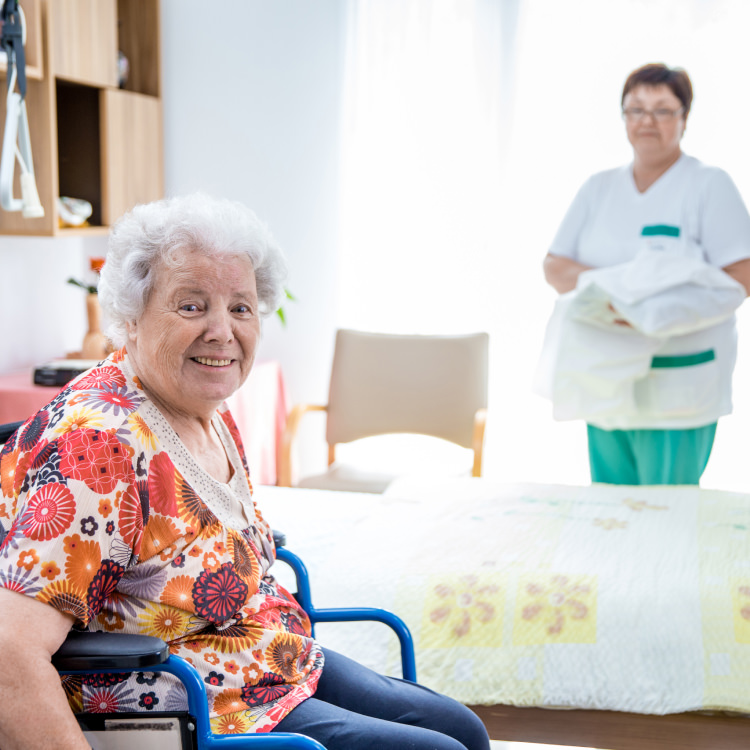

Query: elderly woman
left=543, top=63, right=750, bottom=485
left=0, top=195, right=489, bottom=750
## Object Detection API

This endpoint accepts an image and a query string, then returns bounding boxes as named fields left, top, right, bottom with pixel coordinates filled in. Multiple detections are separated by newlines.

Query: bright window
left=339, top=0, right=750, bottom=490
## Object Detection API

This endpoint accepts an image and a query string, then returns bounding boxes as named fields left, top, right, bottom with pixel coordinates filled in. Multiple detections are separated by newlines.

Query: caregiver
left=543, top=63, right=750, bottom=485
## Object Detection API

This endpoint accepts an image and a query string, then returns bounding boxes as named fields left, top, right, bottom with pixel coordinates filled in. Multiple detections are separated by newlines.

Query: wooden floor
left=490, top=743, right=594, bottom=750
left=470, top=705, right=750, bottom=750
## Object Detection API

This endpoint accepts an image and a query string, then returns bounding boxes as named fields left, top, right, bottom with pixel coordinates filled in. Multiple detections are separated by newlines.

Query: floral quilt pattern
left=264, top=478, right=750, bottom=714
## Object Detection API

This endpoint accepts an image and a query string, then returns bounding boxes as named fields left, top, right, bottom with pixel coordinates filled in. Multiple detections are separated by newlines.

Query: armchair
left=279, top=329, right=489, bottom=492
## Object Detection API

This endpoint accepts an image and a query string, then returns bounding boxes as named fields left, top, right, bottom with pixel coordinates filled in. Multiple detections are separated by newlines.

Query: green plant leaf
left=67, top=277, right=98, bottom=294
left=274, top=288, right=295, bottom=327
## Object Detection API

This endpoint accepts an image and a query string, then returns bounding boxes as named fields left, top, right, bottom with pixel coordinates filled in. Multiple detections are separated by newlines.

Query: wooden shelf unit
left=0, top=0, right=163, bottom=235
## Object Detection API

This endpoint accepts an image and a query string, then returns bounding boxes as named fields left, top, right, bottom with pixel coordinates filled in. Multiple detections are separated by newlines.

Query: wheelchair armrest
left=53, top=638, right=329, bottom=749
left=275, top=547, right=417, bottom=682
left=272, top=528, right=286, bottom=547
left=52, top=631, right=169, bottom=671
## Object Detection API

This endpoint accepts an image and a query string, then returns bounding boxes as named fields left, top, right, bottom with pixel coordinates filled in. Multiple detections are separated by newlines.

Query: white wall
left=0, top=234, right=108, bottom=375
left=160, top=0, right=346, bottom=419
left=0, top=3, right=344, bottom=478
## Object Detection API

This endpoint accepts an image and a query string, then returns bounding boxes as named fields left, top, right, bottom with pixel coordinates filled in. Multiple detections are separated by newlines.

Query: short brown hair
left=621, top=63, right=693, bottom=117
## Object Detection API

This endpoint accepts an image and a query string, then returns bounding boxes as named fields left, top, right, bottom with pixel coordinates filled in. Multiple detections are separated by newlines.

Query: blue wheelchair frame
left=53, top=546, right=416, bottom=750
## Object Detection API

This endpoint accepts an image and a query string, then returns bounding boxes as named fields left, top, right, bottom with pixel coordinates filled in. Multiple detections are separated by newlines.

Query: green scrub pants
left=586, top=423, right=717, bottom=485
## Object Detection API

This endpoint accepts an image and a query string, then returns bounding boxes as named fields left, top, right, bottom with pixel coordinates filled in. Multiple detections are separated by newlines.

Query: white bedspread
left=255, top=479, right=750, bottom=715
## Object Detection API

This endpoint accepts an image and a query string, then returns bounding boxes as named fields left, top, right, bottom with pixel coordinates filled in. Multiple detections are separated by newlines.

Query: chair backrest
left=325, top=329, right=489, bottom=449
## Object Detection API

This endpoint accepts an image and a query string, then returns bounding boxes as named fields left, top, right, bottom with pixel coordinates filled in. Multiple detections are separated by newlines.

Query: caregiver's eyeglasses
left=622, top=107, right=684, bottom=122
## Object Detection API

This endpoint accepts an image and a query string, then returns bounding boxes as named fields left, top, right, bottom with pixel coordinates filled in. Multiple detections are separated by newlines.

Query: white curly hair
left=98, top=193, right=288, bottom=348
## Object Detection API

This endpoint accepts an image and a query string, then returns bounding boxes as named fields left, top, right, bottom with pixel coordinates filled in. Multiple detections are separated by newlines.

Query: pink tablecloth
left=0, top=361, right=288, bottom=486
left=226, top=360, right=289, bottom=486
left=0, top=371, right=61, bottom=423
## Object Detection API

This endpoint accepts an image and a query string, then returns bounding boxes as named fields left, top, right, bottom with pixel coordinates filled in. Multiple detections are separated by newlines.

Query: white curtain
left=337, top=0, right=750, bottom=490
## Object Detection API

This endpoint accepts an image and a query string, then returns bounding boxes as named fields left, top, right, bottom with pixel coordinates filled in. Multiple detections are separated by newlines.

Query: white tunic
left=543, top=154, right=750, bottom=429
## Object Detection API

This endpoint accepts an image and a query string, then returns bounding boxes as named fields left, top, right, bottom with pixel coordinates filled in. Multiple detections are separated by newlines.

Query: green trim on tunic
left=641, top=224, right=680, bottom=237
left=651, top=349, right=715, bottom=369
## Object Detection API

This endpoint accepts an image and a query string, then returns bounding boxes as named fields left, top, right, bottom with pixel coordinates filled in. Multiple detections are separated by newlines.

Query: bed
left=255, top=478, right=750, bottom=749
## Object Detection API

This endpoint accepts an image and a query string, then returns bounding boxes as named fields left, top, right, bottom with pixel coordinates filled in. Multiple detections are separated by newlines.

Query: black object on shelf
left=33, top=360, right=97, bottom=386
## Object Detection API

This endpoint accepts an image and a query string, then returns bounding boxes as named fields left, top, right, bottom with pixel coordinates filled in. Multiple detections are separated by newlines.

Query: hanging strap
left=0, top=0, right=43, bottom=217
left=1, top=0, right=26, bottom=98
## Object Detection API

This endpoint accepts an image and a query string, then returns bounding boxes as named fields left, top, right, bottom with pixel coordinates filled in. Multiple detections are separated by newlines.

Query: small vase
left=80, top=293, right=107, bottom=360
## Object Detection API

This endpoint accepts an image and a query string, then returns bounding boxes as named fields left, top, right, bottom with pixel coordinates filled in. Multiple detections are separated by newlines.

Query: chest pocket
left=640, top=223, right=704, bottom=261
left=633, top=350, right=719, bottom=418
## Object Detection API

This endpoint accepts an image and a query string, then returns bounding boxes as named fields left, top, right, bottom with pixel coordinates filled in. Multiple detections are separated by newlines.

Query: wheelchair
left=0, top=419, right=417, bottom=749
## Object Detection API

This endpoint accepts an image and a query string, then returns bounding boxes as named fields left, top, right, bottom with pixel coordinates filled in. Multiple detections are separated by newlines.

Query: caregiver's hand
left=608, top=303, right=632, bottom=327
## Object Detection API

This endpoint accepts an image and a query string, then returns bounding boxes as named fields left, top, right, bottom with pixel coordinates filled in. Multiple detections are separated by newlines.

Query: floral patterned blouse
left=0, top=349, right=323, bottom=734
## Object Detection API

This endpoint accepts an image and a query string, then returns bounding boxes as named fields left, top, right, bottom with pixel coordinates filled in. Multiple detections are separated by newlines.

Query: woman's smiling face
left=127, top=249, right=261, bottom=420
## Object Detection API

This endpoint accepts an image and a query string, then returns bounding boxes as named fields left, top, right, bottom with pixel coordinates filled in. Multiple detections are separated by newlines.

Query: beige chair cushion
left=297, top=434, right=476, bottom=493
left=296, top=463, right=398, bottom=494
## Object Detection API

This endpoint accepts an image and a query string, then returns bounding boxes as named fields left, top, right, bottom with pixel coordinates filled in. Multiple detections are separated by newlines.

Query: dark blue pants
left=271, top=649, right=490, bottom=750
